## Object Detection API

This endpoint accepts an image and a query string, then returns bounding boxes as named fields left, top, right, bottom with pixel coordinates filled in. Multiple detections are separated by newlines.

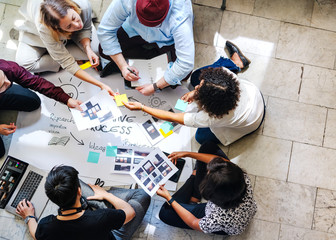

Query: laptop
left=0, top=156, right=49, bottom=218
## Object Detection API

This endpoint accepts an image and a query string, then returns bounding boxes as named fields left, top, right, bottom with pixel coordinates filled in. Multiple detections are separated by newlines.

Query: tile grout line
left=322, top=108, right=329, bottom=148
left=285, top=141, right=293, bottom=182
left=311, top=187, right=318, bottom=231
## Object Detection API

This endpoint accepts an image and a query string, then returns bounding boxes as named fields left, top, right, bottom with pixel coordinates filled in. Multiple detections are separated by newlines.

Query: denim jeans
left=159, top=141, right=228, bottom=235
left=0, top=84, right=41, bottom=157
left=80, top=181, right=151, bottom=240
left=190, top=57, right=240, bottom=145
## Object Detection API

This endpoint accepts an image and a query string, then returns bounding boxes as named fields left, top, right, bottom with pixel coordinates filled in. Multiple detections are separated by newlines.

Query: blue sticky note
left=106, top=146, right=117, bottom=157
left=175, top=99, right=188, bottom=112
left=160, top=121, right=173, bottom=134
left=87, top=151, right=100, bottom=163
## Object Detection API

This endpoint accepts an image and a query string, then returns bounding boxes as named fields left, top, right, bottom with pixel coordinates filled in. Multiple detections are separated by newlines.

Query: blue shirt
left=97, top=0, right=195, bottom=85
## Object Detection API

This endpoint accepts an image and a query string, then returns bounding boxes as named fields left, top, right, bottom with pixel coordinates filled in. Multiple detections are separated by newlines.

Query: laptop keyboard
left=11, top=171, right=43, bottom=208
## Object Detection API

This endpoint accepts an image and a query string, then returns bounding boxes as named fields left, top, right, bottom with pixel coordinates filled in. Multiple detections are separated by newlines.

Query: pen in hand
left=127, top=67, right=140, bottom=78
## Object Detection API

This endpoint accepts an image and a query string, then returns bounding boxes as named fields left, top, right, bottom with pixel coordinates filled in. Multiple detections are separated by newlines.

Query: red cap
left=136, top=0, right=169, bottom=27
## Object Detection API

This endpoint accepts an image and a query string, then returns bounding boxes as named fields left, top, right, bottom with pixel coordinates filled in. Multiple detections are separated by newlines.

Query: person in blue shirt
left=97, top=0, right=195, bottom=96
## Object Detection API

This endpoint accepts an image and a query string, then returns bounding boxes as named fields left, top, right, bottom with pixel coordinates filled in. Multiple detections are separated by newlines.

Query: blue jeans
left=109, top=188, right=151, bottom=240
left=0, top=84, right=41, bottom=157
left=159, top=141, right=228, bottom=235
left=191, top=57, right=240, bottom=145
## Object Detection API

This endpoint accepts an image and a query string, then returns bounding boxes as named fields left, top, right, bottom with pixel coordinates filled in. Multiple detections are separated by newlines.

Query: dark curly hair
left=194, top=67, right=240, bottom=118
left=199, top=157, right=247, bottom=209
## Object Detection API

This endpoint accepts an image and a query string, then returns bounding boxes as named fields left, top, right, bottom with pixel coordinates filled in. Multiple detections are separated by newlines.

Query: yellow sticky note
left=159, top=128, right=173, bottom=138
left=80, top=61, right=92, bottom=70
left=115, top=94, right=128, bottom=106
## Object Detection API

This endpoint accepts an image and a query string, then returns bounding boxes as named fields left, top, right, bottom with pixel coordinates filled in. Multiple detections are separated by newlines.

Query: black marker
left=127, top=67, right=138, bottom=77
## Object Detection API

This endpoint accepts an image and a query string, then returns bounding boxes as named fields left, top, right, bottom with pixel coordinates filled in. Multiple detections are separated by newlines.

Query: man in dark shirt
left=0, top=59, right=82, bottom=157
left=16, top=165, right=151, bottom=240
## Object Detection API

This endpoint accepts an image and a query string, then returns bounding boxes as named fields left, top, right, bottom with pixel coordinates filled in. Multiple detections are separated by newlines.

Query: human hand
left=16, top=199, right=35, bottom=219
left=136, top=84, right=154, bottom=96
left=156, top=185, right=171, bottom=201
left=0, top=123, right=16, bottom=136
left=121, top=66, right=140, bottom=81
left=100, top=83, right=115, bottom=96
left=86, top=47, right=99, bottom=68
left=67, top=98, right=83, bottom=111
left=123, top=101, right=143, bottom=111
left=86, top=184, right=109, bottom=201
left=181, top=90, right=195, bottom=103
left=168, top=152, right=189, bottom=165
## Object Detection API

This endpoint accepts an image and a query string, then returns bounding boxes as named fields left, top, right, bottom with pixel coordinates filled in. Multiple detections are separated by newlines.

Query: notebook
left=0, top=156, right=49, bottom=218
left=128, top=53, right=168, bottom=87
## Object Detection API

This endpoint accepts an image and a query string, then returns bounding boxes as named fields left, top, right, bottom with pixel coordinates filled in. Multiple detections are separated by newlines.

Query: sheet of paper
left=106, top=146, right=117, bottom=157
left=70, top=90, right=122, bottom=131
left=175, top=99, right=188, bottom=112
left=130, top=149, right=177, bottom=196
left=129, top=54, right=168, bottom=87
left=87, top=151, right=100, bottom=163
left=80, top=61, right=92, bottom=70
left=115, top=94, right=128, bottom=106
left=160, top=121, right=173, bottom=134
left=111, top=146, right=153, bottom=174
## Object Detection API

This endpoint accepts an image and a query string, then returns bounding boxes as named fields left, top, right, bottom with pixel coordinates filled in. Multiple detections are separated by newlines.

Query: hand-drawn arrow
left=128, top=96, right=140, bottom=102
left=70, top=132, right=84, bottom=145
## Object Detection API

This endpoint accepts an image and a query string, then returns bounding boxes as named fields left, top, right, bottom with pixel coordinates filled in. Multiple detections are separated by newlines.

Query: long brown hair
left=40, top=0, right=81, bottom=41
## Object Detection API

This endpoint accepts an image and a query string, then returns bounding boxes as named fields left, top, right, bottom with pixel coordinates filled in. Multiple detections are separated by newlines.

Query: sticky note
left=80, top=61, right=92, bottom=70
left=106, top=146, right=117, bottom=157
left=115, top=94, right=128, bottom=106
left=87, top=151, right=100, bottom=163
left=160, top=121, right=173, bottom=134
left=159, top=128, right=173, bottom=138
left=174, top=99, right=188, bottom=112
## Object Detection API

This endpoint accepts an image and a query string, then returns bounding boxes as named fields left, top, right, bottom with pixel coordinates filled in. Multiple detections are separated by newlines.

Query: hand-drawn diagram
left=48, top=136, right=70, bottom=146
left=148, top=96, right=166, bottom=108
left=53, top=77, right=85, bottom=107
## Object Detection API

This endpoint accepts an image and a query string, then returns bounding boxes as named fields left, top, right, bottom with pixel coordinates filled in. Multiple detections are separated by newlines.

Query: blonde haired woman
left=16, top=0, right=113, bottom=95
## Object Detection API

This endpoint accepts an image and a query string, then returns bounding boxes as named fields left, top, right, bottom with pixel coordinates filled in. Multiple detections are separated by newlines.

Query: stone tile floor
left=0, top=0, right=336, bottom=239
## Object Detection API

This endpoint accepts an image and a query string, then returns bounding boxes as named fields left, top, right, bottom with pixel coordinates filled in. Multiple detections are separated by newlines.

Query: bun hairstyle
left=199, top=157, right=246, bottom=209
left=40, top=0, right=81, bottom=41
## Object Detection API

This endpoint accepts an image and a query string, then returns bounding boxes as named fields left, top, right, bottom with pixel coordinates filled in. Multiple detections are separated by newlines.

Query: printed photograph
left=158, top=163, right=172, bottom=177
left=135, top=168, right=148, bottom=181
left=147, top=182, right=155, bottom=191
left=143, top=160, right=155, bottom=175
left=134, top=151, right=150, bottom=157
left=115, top=157, right=132, bottom=164
left=153, top=175, right=163, bottom=185
left=114, top=165, right=131, bottom=172
left=142, top=120, right=160, bottom=140
left=143, top=177, right=151, bottom=187
left=133, top=158, right=143, bottom=164
left=117, top=148, right=133, bottom=156
left=153, top=154, right=164, bottom=167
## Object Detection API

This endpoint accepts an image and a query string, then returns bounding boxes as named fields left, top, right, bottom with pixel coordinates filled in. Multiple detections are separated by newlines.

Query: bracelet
left=141, top=104, right=144, bottom=111
left=167, top=197, right=175, bottom=206
left=24, top=215, right=38, bottom=224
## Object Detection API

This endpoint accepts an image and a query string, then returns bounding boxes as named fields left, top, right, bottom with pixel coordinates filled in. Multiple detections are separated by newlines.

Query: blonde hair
left=40, top=0, right=82, bottom=41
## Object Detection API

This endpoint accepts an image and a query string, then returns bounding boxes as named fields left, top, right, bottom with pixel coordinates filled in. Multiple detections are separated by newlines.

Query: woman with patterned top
left=156, top=141, right=257, bottom=235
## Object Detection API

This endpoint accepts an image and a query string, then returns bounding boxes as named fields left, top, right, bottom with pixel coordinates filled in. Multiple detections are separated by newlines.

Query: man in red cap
left=98, top=0, right=194, bottom=96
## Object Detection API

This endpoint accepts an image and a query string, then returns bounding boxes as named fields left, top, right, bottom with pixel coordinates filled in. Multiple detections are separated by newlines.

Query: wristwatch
left=167, top=197, right=175, bottom=206
left=24, top=215, right=38, bottom=224
left=153, top=82, right=161, bottom=92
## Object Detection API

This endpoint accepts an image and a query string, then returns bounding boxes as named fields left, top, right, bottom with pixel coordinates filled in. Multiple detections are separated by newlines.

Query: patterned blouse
left=199, top=174, right=257, bottom=235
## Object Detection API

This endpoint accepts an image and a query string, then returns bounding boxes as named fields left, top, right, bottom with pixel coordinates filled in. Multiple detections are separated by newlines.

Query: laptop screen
left=0, top=156, right=28, bottom=208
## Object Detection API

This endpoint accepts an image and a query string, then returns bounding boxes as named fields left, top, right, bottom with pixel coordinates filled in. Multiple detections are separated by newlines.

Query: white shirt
left=184, top=72, right=264, bottom=146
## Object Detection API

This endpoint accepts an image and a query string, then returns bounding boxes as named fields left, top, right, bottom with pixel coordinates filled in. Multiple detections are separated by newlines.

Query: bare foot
left=231, top=52, right=244, bottom=69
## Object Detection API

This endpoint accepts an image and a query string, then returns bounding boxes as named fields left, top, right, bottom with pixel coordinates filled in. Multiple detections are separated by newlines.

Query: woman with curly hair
left=15, top=0, right=113, bottom=95
left=124, top=41, right=265, bottom=145
left=156, top=141, right=257, bottom=235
